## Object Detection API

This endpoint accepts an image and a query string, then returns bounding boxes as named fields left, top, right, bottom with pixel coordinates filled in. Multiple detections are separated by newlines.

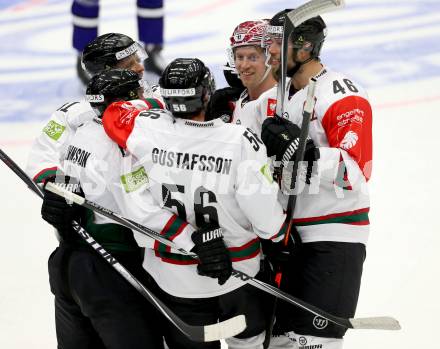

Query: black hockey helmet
left=86, top=68, right=145, bottom=115
left=223, top=62, right=244, bottom=89
left=82, top=33, right=147, bottom=75
left=264, top=8, right=293, bottom=45
left=159, top=58, right=216, bottom=117
left=291, top=16, right=327, bottom=59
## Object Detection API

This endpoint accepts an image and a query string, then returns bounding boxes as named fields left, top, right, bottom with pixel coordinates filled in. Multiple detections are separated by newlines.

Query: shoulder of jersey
left=312, top=69, right=366, bottom=110
left=135, top=106, right=173, bottom=129
left=317, top=68, right=365, bottom=93
left=259, top=85, right=277, bottom=99
left=54, top=100, right=91, bottom=116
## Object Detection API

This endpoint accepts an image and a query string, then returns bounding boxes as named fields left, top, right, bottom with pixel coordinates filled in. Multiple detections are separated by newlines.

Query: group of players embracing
left=26, top=5, right=372, bottom=349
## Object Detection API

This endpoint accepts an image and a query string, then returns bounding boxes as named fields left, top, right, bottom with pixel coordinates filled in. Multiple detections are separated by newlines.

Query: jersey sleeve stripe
left=154, top=215, right=189, bottom=253
left=154, top=238, right=261, bottom=265
left=293, top=207, right=370, bottom=226
left=33, top=166, right=58, bottom=183
left=229, top=238, right=260, bottom=262
left=270, top=221, right=288, bottom=240
left=144, top=98, right=165, bottom=110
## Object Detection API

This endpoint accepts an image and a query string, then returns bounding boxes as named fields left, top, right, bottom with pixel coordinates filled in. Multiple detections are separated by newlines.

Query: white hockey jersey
left=270, top=67, right=373, bottom=245
left=103, top=101, right=287, bottom=298
left=231, top=87, right=277, bottom=135
left=59, top=109, right=196, bottom=253
left=26, top=100, right=95, bottom=182
left=26, top=86, right=163, bottom=182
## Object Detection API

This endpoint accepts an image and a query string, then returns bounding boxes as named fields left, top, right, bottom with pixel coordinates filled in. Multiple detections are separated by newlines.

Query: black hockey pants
left=274, top=241, right=366, bottom=338
left=48, top=243, right=165, bottom=349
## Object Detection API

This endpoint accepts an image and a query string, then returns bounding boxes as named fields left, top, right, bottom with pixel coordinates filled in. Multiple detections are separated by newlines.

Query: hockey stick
left=264, top=78, right=317, bottom=348
left=276, top=0, right=345, bottom=117
left=0, top=148, right=246, bottom=342
left=45, top=181, right=401, bottom=331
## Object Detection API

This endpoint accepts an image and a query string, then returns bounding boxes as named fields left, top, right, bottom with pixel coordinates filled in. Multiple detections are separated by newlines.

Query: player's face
left=234, top=46, right=267, bottom=90
left=268, top=36, right=295, bottom=73
left=116, top=53, right=144, bottom=77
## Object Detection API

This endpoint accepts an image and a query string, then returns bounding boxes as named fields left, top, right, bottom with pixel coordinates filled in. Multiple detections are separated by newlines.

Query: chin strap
left=257, top=48, right=274, bottom=86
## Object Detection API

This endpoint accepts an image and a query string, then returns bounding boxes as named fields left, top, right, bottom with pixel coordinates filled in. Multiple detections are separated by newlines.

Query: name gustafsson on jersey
left=152, top=148, right=232, bottom=175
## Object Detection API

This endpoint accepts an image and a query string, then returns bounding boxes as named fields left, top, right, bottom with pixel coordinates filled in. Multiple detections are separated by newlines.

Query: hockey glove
left=261, top=117, right=319, bottom=184
left=205, top=87, right=243, bottom=122
left=191, top=226, right=232, bottom=285
left=41, top=175, right=85, bottom=241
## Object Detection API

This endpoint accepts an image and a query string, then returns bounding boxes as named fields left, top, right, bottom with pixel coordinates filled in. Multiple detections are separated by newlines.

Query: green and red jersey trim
left=270, top=221, right=288, bottom=240
left=293, top=207, right=370, bottom=226
left=155, top=237, right=261, bottom=265
left=143, top=98, right=164, bottom=110
left=154, top=214, right=188, bottom=251
left=33, top=166, right=58, bottom=183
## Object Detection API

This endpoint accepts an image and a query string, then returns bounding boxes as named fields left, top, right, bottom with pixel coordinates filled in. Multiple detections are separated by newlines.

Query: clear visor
left=115, top=42, right=148, bottom=62
left=262, top=25, right=283, bottom=48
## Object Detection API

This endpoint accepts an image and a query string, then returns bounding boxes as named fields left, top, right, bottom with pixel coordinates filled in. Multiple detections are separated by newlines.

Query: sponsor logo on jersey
left=43, top=120, right=65, bottom=141
left=260, top=164, right=273, bottom=183
left=313, top=316, right=328, bottom=330
left=336, top=108, right=364, bottom=127
left=340, top=131, right=359, bottom=150
left=266, top=98, right=277, bottom=117
left=152, top=148, right=233, bottom=175
left=120, top=166, right=149, bottom=193
left=64, top=145, right=91, bottom=168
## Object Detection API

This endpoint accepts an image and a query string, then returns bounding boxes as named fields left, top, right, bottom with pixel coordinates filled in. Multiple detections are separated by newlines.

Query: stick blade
left=287, top=0, right=345, bottom=27
left=350, top=316, right=401, bottom=330
left=203, top=315, right=247, bottom=342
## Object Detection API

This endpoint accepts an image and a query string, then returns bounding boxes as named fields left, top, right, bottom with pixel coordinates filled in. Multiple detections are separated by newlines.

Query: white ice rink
left=1, top=0, right=440, bottom=348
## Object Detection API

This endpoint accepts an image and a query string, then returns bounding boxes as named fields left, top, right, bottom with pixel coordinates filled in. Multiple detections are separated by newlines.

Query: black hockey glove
left=191, top=226, right=232, bottom=285
left=205, top=87, right=243, bottom=122
left=261, top=117, right=319, bottom=184
left=41, top=176, right=85, bottom=241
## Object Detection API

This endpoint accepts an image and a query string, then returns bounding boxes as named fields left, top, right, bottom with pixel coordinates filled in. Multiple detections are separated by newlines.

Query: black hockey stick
left=276, top=0, right=345, bottom=117
left=0, top=148, right=247, bottom=342
left=45, top=181, right=401, bottom=331
left=264, top=78, right=317, bottom=348
left=269, top=2, right=345, bottom=345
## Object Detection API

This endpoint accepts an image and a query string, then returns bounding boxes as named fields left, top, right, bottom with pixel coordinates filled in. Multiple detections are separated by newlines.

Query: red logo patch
left=267, top=98, right=277, bottom=117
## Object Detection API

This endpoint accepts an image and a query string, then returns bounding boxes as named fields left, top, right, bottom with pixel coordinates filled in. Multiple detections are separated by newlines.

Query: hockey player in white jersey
left=26, top=33, right=147, bottom=184
left=38, top=69, right=173, bottom=348
left=260, top=11, right=373, bottom=349
left=102, top=58, right=290, bottom=349
left=26, top=34, right=162, bottom=348
left=228, top=20, right=278, bottom=135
